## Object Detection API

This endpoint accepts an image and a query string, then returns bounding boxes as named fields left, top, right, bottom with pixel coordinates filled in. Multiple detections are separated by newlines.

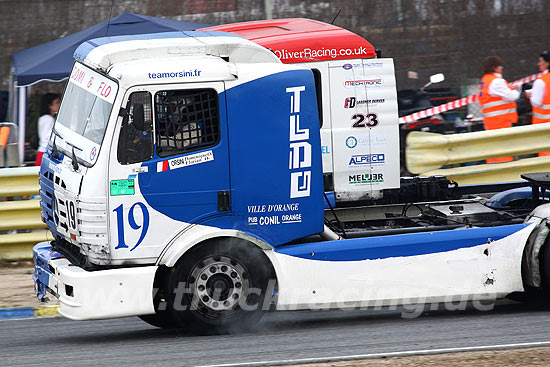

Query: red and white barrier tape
left=398, top=72, right=543, bottom=124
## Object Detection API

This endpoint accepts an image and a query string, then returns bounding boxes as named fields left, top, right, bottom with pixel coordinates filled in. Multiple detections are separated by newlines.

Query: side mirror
left=430, top=73, right=445, bottom=84
left=132, top=103, right=145, bottom=131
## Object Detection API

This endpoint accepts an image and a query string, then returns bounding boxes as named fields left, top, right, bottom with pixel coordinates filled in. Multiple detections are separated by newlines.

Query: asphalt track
left=2, top=301, right=550, bottom=367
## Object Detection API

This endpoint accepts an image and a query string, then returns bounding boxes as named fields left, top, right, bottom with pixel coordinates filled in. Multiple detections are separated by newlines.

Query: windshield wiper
left=64, top=141, right=83, bottom=171
left=65, top=140, right=83, bottom=152
left=52, top=128, right=63, bottom=139
left=71, top=146, right=79, bottom=171
left=51, top=129, right=61, bottom=160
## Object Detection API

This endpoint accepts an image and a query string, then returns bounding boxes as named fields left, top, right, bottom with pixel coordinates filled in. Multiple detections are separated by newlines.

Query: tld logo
left=287, top=86, right=311, bottom=199
left=349, top=154, right=385, bottom=166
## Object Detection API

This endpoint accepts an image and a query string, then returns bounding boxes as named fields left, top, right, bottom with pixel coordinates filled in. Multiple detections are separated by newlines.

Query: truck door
left=109, top=83, right=230, bottom=261
left=328, top=59, right=400, bottom=202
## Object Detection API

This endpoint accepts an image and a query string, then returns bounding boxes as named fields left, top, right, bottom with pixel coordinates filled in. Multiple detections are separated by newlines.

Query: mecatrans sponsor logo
left=148, top=69, right=201, bottom=79
left=344, top=97, right=386, bottom=108
left=344, top=77, right=383, bottom=88
left=349, top=173, right=384, bottom=184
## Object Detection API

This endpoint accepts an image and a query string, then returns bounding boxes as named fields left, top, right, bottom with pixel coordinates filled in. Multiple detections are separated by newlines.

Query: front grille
left=77, top=194, right=109, bottom=265
left=39, top=158, right=110, bottom=266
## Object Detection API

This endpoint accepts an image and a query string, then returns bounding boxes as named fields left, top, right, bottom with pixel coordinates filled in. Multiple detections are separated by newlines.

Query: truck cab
left=201, top=18, right=401, bottom=201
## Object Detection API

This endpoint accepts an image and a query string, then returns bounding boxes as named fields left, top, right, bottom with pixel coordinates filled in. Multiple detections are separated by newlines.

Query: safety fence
left=0, top=166, right=51, bottom=260
left=406, top=123, right=550, bottom=185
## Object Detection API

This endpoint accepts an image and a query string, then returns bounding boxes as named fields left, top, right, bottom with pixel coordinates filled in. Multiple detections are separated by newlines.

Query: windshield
left=53, top=63, right=118, bottom=165
left=55, top=63, right=118, bottom=158
left=56, top=82, right=113, bottom=145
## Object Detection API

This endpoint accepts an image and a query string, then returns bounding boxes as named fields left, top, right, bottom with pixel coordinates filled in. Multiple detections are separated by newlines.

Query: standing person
left=525, top=51, right=550, bottom=156
left=479, top=56, right=521, bottom=163
left=35, top=93, right=60, bottom=166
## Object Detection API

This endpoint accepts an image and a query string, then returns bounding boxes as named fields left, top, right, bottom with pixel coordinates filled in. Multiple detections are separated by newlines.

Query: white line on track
left=196, top=341, right=550, bottom=367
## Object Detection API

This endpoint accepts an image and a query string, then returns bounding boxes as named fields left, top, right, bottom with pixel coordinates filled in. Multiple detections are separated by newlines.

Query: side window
left=117, top=92, right=153, bottom=165
left=154, top=89, right=219, bottom=157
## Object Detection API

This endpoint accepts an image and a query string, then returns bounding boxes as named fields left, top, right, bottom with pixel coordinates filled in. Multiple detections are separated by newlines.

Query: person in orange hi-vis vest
left=525, top=51, right=550, bottom=156
left=479, top=56, right=521, bottom=163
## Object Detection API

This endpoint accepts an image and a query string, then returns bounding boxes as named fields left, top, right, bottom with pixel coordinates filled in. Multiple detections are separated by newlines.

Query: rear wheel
left=166, top=240, right=273, bottom=334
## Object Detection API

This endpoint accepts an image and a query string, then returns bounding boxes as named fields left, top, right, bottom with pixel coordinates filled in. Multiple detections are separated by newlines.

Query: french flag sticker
left=157, top=160, right=169, bottom=172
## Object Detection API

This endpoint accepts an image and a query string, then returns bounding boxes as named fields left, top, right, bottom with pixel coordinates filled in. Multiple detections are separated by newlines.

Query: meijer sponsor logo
left=349, top=173, right=384, bottom=184
left=349, top=154, right=385, bottom=166
left=287, top=86, right=311, bottom=198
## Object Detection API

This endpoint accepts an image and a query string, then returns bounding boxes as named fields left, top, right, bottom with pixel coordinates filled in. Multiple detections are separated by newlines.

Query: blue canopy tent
left=10, top=13, right=212, bottom=164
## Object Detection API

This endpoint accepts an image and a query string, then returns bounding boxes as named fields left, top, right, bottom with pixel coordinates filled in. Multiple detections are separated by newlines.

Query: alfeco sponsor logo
left=344, top=97, right=386, bottom=108
left=287, top=86, right=311, bottom=199
left=348, top=154, right=385, bottom=167
left=349, top=173, right=384, bottom=184
left=344, top=77, right=383, bottom=88
left=345, top=135, right=387, bottom=149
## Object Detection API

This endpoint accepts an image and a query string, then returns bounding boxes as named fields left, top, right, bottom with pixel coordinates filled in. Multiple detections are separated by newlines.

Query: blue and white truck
left=33, top=19, right=550, bottom=334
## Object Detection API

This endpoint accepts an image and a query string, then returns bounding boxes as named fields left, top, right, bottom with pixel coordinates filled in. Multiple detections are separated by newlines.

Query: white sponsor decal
left=69, top=64, right=118, bottom=104
left=167, top=150, right=214, bottom=171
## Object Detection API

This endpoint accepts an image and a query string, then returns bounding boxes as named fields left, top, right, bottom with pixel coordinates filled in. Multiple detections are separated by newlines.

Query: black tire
left=165, top=239, right=273, bottom=334
left=138, top=311, right=178, bottom=329
left=539, top=242, right=550, bottom=302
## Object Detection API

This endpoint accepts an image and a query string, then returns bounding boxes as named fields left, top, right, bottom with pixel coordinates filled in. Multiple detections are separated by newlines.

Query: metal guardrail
left=0, top=166, right=40, bottom=197
left=421, top=156, right=550, bottom=185
left=406, top=124, right=550, bottom=184
left=0, top=166, right=48, bottom=260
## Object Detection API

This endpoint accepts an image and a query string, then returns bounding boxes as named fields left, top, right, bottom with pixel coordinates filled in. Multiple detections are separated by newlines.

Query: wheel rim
left=189, top=255, right=250, bottom=318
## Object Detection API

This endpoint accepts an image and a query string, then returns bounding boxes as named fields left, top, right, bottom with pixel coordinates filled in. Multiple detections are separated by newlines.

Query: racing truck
left=33, top=19, right=550, bottom=334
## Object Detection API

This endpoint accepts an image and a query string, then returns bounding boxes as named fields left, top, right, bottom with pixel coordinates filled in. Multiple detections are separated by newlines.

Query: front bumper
left=33, top=242, right=157, bottom=320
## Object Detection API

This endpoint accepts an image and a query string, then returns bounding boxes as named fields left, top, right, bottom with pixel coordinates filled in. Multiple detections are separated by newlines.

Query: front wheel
left=165, top=240, right=274, bottom=334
